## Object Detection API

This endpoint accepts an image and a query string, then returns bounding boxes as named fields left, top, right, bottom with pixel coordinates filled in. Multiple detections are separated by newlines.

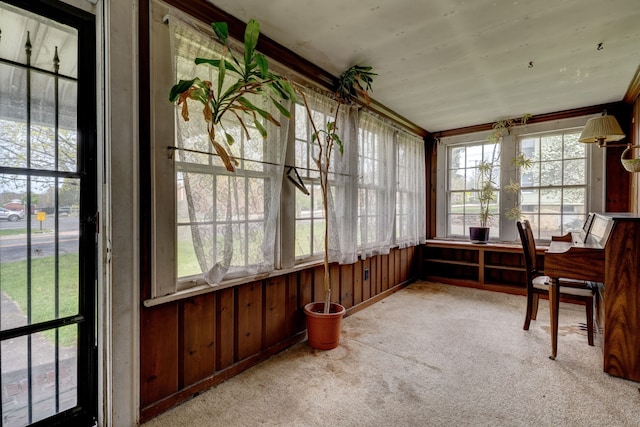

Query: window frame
left=517, top=127, right=590, bottom=241
left=436, top=115, right=605, bottom=243
left=147, top=2, right=427, bottom=303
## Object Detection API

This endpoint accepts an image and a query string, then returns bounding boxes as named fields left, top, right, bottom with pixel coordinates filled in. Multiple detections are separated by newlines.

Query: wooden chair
left=516, top=220, right=595, bottom=346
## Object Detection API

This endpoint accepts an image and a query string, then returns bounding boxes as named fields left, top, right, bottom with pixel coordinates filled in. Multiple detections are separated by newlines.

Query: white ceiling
left=207, top=0, right=640, bottom=133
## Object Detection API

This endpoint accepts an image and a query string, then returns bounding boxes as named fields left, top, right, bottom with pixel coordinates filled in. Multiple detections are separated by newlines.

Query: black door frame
left=0, top=1, right=97, bottom=425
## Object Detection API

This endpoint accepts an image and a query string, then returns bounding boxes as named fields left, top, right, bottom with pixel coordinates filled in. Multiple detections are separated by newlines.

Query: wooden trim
left=623, top=65, right=640, bottom=105
left=160, top=0, right=427, bottom=137
left=344, top=279, right=413, bottom=317
left=432, top=102, right=627, bottom=138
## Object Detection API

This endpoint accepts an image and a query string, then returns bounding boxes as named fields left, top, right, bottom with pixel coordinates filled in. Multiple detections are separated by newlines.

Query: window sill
left=143, top=245, right=410, bottom=307
left=143, top=258, right=327, bottom=307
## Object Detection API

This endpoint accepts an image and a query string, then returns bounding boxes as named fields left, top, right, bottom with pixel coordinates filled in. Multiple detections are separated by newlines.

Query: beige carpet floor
left=142, top=281, right=640, bottom=427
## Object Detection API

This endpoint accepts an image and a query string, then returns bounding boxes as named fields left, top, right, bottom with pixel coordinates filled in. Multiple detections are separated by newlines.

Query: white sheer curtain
left=170, top=18, right=290, bottom=285
left=296, top=87, right=359, bottom=265
left=358, top=112, right=396, bottom=258
left=396, top=130, right=426, bottom=247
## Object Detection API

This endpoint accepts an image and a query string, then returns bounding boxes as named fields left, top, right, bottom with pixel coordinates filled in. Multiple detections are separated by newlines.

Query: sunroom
left=0, top=0, right=639, bottom=426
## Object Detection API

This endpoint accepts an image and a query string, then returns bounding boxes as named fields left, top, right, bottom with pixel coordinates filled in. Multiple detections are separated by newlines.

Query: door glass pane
left=1, top=326, right=78, bottom=426
left=1, top=2, right=90, bottom=425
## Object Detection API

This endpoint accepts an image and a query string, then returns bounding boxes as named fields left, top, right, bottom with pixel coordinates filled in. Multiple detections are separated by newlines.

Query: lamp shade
left=578, top=115, right=625, bottom=144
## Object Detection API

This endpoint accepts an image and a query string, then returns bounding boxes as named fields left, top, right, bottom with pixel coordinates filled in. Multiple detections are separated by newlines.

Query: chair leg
left=586, top=296, right=594, bottom=346
left=523, top=296, right=532, bottom=330
left=523, top=291, right=534, bottom=330
left=531, top=293, right=539, bottom=321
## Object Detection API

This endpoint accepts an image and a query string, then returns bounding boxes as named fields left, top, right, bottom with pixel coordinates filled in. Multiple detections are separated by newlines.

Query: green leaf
left=169, top=78, right=197, bottom=102
left=225, top=132, right=235, bottom=145
left=326, top=121, right=335, bottom=132
left=333, top=134, right=344, bottom=155
left=278, top=80, right=297, bottom=101
left=212, top=22, right=228, bottom=43
left=218, top=82, right=248, bottom=113
left=195, top=58, right=241, bottom=76
left=237, top=97, right=278, bottom=125
left=254, top=118, right=267, bottom=138
left=244, top=19, right=260, bottom=67
left=217, top=57, right=226, bottom=96
left=270, top=97, right=292, bottom=118
left=255, top=54, right=268, bottom=78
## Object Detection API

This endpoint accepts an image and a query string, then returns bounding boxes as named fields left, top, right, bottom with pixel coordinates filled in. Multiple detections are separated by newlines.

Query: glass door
left=0, top=1, right=96, bottom=425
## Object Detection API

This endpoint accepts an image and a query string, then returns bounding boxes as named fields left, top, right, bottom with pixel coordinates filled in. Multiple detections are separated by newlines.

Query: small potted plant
left=299, top=65, right=375, bottom=350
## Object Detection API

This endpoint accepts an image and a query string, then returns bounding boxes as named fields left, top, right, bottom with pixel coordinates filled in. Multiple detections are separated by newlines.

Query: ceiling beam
left=432, top=102, right=628, bottom=139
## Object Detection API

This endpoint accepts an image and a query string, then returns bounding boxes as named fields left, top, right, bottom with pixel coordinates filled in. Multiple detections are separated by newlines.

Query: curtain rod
left=166, top=145, right=353, bottom=178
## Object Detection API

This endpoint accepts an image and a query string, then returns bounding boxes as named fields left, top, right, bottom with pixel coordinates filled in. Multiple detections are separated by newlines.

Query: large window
left=149, top=4, right=426, bottom=300
left=518, top=129, right=587, bottom=240
left=395, top=131, right=426, bottom=247
left=437, top=117, right=604, bottom=242
left=293, top=102, right=329, bottom=260
left=170, top=21, right=288, bottom=287
left=446, top=141, right=500, bottom=238
left=357, top=114, right=395, bottom=257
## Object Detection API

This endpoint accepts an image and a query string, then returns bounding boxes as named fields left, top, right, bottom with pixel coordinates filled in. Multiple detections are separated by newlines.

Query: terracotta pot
left=304, top=302, right=346, bottom=350
left=469, top=226, right=490, bottom=244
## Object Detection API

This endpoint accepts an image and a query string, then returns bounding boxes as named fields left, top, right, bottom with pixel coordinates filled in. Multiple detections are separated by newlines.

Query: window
left=437, top=117, right=605, bottom=242
left=357, top=114, right=395, bottom=256
left=149, top=4, right=427, bottom=300
left=446, top=141, right=500, bottom=238
left=293, top=102, right=329, bottom=259
left=395, top=131, right=426, bottom=247
left=518, top=129, right=587, bottom=240
left=170, top=21, right=288, bottom=287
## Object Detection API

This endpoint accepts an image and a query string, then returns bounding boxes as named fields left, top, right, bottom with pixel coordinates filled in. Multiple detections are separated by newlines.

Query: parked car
left=0, top=207, right=25, bottom=222
left=40, top=206, right=71, bottom=216
left=3, top=201, right=37, bottom=214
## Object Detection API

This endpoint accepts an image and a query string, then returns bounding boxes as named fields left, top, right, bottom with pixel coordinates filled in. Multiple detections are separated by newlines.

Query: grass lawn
left=0, top=228, right=54, bottom=236
left=1, top=253, right=79, bottom=347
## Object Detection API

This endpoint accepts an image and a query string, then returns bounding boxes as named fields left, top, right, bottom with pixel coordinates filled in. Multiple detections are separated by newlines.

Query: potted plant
left=470, top=114, right=531, bottom=243
left=168, top=19, right=295, bottom=172
left=505, top=152, right=533, bottom=221
left=300, top=65, right=376, bottom=350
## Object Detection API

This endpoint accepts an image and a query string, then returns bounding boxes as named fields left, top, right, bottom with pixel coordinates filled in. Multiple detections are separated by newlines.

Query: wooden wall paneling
left=299, top=269, right=313, bottom=308
left=362, top=258, right=371, bottom=301
left=330, top=263, right=341, bottom=303
left=264, top=277, right=288, bottom=348
left=394, top=249, right=402, bottom=285
left=389, top=249, right=398, bottom=287
left=409, top=246, right=417, bottom=278
left=400, top=248, right=409, bottom=283
left=380, top=254, right=389, bottom=291
left=353, top=260, right=363, bottom=305
left=340, top=263, right=354, bottom=309
left=235, top=281, right=264, bottom=361
left=215, top=287, right=235, bottom=370
left=285, top=273, right=302, bottom=335
left=371, top=256, right=380, bottom=296
left=180, top=293, right=216, bottom=387
left=312, top=265, right=325, bottom=303
left=140, top=304, right=179, bottom=407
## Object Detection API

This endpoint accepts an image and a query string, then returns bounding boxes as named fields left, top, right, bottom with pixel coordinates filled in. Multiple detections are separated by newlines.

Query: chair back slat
left=517, top=220, right=539, bottom=289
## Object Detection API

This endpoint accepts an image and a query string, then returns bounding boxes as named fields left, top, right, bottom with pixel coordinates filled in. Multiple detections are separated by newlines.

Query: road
left=0, top=216, right=80, bottom=263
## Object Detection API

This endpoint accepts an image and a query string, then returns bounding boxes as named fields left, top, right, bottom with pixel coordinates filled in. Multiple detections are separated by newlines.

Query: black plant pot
left=469, top=226, right=490, bottom=244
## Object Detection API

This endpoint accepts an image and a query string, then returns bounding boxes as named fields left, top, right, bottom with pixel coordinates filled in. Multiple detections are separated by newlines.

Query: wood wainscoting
left=139, top=246, right=418, bottom=422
